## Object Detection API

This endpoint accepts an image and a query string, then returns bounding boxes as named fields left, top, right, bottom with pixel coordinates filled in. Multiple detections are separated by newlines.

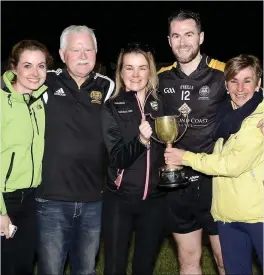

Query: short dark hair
left=168, top=10, right=202, bottom=35
left=8, top=40, right=53, bottom=70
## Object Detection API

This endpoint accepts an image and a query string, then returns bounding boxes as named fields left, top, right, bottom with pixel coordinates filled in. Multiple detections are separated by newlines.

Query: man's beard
left=173, top=46, right=200, bottom=64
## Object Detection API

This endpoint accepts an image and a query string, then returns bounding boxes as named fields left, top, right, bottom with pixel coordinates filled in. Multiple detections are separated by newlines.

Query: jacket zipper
left=4, top=152, right=15, bottom=191
left=23, top=96, right=35, bottom=188
left=32, top=109, right=39, bottom=135
left=29, top=109, right=35, bottom=188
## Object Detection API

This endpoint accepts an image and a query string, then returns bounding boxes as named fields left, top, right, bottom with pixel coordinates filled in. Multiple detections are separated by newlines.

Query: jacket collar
left=173, top=54, right=210, bottom=78
left=61, top=68, right=96, bottom=88
left=118, top=89, right=154, bottom=101
left=2, top=71, right=47, bottom=103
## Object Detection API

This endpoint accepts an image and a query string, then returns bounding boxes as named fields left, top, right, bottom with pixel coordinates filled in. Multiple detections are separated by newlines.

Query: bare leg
left=173, top=229, right=203, bottom=275
left=209, top=234, right=225, bottom=275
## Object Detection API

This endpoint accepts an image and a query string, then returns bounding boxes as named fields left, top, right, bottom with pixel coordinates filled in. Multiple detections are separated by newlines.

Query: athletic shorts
left=165, top=169, right=218, bottom=235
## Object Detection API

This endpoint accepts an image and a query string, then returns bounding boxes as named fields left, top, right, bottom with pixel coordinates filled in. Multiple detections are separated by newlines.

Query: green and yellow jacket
left=1, top=71, right=47, bottom=215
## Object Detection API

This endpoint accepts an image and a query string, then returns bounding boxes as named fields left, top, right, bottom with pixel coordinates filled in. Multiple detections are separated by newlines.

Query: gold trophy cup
left=148, top=113, right=189, bottom=189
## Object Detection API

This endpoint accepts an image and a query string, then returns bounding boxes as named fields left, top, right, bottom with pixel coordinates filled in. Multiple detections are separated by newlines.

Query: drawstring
left=7, top=94, right=12, bottom=107
left=135, top=94, right=151, bottom=200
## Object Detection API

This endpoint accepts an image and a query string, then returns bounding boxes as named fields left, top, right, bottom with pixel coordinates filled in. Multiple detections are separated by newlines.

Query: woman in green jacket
left=164, top=54, right=263, bottom=275
left=1, top=40, right=53, bottom=275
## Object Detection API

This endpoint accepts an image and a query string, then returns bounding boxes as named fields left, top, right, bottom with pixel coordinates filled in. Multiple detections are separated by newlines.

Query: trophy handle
left=144, top=113, right=156, bottom=120
left=144, top=113, right=164, bottom=144
left=174, top=112, right=189, bottom=143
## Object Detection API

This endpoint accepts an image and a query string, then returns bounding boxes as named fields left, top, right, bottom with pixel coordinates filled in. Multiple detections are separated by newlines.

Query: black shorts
left=165, top=169, right=218, bottom=235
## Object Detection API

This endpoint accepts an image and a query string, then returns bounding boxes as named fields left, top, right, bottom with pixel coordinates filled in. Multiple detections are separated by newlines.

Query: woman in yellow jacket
left=165, top=54, right=263, bottom=275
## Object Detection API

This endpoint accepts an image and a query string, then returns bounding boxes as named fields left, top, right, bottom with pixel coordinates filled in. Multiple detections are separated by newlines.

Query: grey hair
left=60, top=25, right=97, bottom=52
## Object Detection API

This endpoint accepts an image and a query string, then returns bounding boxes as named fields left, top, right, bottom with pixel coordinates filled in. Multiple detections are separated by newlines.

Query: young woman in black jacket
left=101, top=42, right=167, bottom=275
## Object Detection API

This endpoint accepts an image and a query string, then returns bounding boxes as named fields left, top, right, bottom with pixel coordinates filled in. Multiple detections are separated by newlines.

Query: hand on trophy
left=139, top=118, right=153, bottom=145
left=164, top=148, right=186, bottom=166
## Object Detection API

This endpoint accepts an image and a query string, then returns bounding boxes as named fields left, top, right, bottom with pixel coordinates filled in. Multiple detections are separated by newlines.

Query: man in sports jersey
left=158, top=10, right=226, bottom=275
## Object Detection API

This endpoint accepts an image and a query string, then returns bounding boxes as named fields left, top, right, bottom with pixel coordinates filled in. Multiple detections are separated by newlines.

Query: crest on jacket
left=150, top=101, right=158, bottom=111
left=90, top=91, right=102, bottom=104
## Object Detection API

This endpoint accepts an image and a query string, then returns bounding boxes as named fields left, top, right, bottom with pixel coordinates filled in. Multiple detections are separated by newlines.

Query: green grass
left=58, top=235, right=261, bottom=275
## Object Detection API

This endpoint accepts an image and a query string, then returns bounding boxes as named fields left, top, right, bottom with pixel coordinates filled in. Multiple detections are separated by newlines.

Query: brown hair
left=168, top=10, right=202, bottom=35
left=7, top=40, right=53, bottom=70
left=111, top=42, right=158, bottom=99
left=224, top=54, right=262, bottom=85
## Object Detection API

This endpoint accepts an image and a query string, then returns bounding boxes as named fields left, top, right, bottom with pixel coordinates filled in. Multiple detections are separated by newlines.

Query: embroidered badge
left=90, top=91, right=102, bottom=104
left=150, top=101, right=158, bottom=111
left=198, top=86, right=210, bottom=100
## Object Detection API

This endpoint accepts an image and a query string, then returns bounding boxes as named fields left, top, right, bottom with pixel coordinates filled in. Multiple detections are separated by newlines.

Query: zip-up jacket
left=158, top=54, right=227, bottom=154
left=182, top=101, right=264, bottom=223
left=36, top=69, right=114, bottom=202
left=1, top=71, right=47, bottom=215
left=101, top=90, right=166, bottom=200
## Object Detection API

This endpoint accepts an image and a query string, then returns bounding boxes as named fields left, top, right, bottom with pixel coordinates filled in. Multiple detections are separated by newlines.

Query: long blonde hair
left=111, top=43, right=159, bottom=99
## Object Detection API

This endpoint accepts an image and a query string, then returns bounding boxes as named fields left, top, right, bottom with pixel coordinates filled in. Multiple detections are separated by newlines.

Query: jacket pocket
left=4, top=152, right=15, bottom=191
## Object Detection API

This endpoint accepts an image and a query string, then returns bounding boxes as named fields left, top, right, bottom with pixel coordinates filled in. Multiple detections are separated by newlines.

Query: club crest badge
left=90, top=91, right=102, bottom=104
left=198, top=86, right=210, bottom=100
left=150, top=101, right=158, bottom=111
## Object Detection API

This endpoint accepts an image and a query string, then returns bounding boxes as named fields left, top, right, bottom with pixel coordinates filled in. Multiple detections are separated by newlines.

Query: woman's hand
left=0, top=215, right=12, bottom=239
left=164, top=148, right=186, bottom=166
left=139, top=118, right=152, bottom=145
left=257, top=118, right=264, bottom=135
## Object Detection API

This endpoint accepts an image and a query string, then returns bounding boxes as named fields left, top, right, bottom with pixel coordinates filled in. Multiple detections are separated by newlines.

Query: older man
left=36, top=25, right=114, bottom=275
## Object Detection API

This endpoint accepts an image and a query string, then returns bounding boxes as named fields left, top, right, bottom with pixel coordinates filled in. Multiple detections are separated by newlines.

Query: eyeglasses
left=122, top=42, right=155, bottom=55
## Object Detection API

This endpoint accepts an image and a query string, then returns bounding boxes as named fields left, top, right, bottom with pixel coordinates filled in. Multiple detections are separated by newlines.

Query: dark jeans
left=36, top=199, right=102, bottom=275
left=102, top=189, right=167, bottom=275
left=1, top=188, right=37, bottom=275
left=218, top=221, right=263, bottom=275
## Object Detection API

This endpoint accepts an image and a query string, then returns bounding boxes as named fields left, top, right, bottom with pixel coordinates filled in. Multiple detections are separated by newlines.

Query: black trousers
left=1, top=188, right=36, bottom=275
left=102, top=189, right=167, bottom=275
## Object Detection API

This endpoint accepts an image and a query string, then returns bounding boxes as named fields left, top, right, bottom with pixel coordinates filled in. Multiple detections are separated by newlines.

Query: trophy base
left=158, top=166, right=190, bottom=189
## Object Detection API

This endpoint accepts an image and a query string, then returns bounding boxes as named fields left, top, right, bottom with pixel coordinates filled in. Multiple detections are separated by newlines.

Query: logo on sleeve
left=90, top=91, right=102, bottom=104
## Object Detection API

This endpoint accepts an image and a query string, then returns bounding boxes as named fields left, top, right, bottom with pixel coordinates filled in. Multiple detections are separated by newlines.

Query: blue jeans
left=218, top=221, right=263, bottom=275
left=36, top=199, right=102, bottom=275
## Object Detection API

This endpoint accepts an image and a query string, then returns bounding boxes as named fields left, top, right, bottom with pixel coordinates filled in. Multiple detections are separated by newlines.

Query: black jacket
left=36, top=69, right=114, bottom=202
left=102, top=90, right=166, bottom=200
left=158, top=54, right=227, bottom=154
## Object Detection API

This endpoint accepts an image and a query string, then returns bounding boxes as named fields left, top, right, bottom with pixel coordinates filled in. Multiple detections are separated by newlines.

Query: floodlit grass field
left=36, top=235, right=260, bottom=275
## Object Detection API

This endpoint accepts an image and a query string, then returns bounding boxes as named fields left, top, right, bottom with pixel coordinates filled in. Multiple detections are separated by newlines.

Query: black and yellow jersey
left=158, top=54, right=227, bottom=154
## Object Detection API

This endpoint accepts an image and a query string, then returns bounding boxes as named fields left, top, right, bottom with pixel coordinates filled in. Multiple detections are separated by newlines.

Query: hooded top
left=1, top=71, right=47, bottom=215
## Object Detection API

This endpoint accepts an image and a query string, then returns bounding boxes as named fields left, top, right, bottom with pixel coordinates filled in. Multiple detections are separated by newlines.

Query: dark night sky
left=1, top=1, right=263, bottom=67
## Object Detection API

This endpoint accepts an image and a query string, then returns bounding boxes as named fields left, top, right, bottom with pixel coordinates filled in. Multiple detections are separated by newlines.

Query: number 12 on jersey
left=181, top=90, right=190, bottom=100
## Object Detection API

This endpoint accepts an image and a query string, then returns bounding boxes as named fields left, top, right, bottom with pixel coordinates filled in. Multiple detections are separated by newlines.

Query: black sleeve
left=101, top=102, right=146, bottom=169
left=44, top=72, right=57, bottom=95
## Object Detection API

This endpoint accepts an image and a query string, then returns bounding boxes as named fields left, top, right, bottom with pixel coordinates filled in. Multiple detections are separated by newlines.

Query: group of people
left=1, top=9, right=263, bottom=275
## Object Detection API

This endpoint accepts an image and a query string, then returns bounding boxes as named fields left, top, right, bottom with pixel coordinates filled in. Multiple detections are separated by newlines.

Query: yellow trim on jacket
left=182, top=100, right=264, bottom=223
